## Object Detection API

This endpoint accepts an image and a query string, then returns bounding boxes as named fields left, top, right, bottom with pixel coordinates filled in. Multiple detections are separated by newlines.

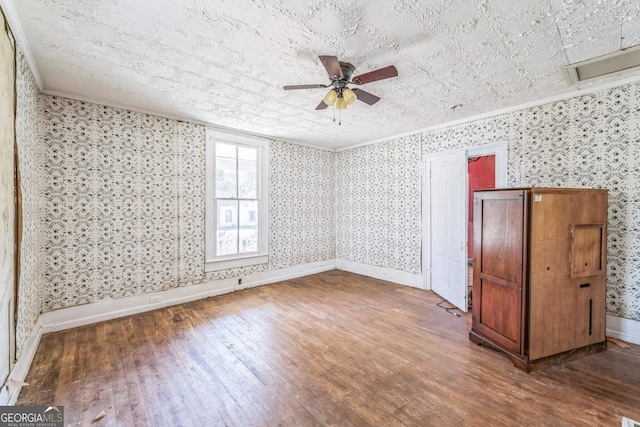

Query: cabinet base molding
left=469, top=330, right=607, bottom=372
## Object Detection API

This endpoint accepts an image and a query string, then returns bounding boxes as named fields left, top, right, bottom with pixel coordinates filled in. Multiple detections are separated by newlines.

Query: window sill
left=205, top=254, right=269, bottom=272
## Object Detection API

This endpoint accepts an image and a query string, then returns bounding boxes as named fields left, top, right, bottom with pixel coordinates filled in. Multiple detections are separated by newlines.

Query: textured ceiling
left=9, top=0, right=640, bottom=149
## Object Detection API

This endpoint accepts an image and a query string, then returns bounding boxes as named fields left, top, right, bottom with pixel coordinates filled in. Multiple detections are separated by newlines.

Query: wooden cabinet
left=469, top=188, right=608, bottom=371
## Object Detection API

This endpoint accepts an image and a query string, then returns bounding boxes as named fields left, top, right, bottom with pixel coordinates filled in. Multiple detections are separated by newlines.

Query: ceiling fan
left=283, top=55, right=398, bottom=118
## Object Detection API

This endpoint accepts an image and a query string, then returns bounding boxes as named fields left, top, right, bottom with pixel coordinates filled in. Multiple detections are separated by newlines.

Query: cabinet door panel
left=472, top=190, right=526, bottom=355
left=477, top=277, right=521, bottom=351
left=479, top=197, right=524, bottom=284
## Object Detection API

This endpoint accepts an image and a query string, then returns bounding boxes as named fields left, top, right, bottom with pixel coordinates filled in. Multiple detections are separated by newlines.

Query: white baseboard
left=607, top=314, right=640, bottom=345
left=40, top=259, right=336, bottom=334
left=235, top=259, right=337, bottom=290
left=423, top=267, right=432, bottom=290
left=0, top=318, right=44, bottom=406
left=336, top=259, right=424, bottom=289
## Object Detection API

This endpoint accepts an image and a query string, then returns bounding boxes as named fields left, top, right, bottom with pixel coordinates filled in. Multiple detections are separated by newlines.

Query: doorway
left=422, top=142, right=507, bottom=311
left=467, top=155, right=496, bottom=308
left=468, top=155, right=496, bottom=259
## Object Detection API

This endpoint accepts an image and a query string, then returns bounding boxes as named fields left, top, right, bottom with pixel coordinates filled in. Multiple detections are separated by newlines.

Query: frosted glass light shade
left=343, top=88, right=357, bottom=105
left=323, top=89, right=337, bottom=106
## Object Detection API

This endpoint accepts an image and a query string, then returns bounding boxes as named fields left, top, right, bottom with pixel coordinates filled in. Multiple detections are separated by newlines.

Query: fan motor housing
left=338, top=62, right=355, bottom=82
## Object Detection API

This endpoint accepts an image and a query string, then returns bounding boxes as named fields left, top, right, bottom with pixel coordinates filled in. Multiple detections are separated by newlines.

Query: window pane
left=238, top=146, right=256, bottom=161
left=216, top=143, right=236, bottom=198
left=217, top=200, right=238, bottom=256
left=217, top=142, right=236, bottom=158
left=239, top=200, right=258, bottom=253
left=238, top=146, right=257, bottom=198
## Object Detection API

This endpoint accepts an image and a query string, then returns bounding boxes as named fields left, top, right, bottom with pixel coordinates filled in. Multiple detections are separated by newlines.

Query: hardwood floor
left=17, top=270, right=640, bottom=426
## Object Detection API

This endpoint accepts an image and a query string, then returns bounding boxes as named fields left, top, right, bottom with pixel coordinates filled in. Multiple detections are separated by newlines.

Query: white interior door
left=425, top=150, right=468, bottom=311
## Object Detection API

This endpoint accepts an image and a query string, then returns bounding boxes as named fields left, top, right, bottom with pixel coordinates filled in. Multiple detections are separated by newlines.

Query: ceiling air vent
left=562, top=45, right=640, bottom=84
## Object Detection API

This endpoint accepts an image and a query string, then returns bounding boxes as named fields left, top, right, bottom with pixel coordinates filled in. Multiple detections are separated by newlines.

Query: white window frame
left=205, top=128, right=269, bottom=271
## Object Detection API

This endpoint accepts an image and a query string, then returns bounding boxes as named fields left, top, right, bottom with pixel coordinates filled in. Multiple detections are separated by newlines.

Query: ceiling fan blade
left=283, top=84, right=328, bottom=90
left=351, top=65, right=398, bottom=85
left=319, top=55, right=344, bottom=79
left=352, top=88, right=381, bottom=105
left=315, top=100, right=329, bottom=110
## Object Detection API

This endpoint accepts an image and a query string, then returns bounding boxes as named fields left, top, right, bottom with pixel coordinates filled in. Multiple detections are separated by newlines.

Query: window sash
left=214, top=198, right=260, bottom=257
left=205, top=128, right=268, bottom=270
left=214, top=141, right=260, bottom=258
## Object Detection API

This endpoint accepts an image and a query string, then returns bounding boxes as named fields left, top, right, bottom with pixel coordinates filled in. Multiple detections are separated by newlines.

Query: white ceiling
left=8, top=0, right=640, bottom=149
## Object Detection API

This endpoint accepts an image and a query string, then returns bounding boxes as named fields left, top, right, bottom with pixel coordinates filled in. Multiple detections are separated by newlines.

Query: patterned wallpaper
left=41, top=100, right=178, bottom=309
left=507, top=85, right=640, bottom=321
left=15, top=49, right=42, bottom=358
left=336, top=143, right=388, bottom=268
left=39, top=96, right=336, bottom=311
left=336, top=83, right=640, bottom=321
left=336, top=136, right=421, bottom=274
left=268, top=140, right=335, bottom=270
left=176, top=122, right=206, bottom=287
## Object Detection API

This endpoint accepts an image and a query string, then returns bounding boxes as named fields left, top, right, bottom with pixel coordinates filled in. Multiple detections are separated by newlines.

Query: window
left=205, top=129, right=268, bottom=271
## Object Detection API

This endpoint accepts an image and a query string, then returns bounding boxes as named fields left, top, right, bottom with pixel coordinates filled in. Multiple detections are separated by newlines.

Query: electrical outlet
left=149, top=296, right=161, bottom=304
left=238, top=278, right=242, bottom=285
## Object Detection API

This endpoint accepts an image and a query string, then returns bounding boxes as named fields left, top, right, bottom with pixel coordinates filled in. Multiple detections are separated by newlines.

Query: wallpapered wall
left=15, top=49, right=42, bottom=358
left=39, top=96, right=336, bottom=311
left=336, top=136, right=421, bottom=274
left=269, top=141, right=335, bottom=270
left=507, top=86, right=640, bottom=321
left=336, top=83, right=640, bottom=321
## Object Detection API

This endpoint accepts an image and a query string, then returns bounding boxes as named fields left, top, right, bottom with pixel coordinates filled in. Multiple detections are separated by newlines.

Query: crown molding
left=0, top=0, right=43, bottom=90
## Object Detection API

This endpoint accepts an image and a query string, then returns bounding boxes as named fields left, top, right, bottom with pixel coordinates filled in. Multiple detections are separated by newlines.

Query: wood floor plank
left=16, top=270, right=640, bottom=426
left=107, top=319, right=149, bottom=427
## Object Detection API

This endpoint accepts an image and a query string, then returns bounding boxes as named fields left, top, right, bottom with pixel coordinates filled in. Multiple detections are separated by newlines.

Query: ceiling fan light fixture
left=283, top=55, right=398, bottom=124
left=343, top=88, right=357, bottom=105
left=323, top=89, right=337, bottom=106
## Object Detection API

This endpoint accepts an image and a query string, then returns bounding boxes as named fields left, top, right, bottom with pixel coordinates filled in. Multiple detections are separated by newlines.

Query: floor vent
left=563, top=45, right=640, bottom=84
left=622, top=416, right=640, bottom=427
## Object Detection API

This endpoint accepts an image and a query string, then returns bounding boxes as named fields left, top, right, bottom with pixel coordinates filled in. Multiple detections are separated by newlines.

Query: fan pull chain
left=339, top=108, right=342, bottom=125
left=333, top=105, right=336, bottom=123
